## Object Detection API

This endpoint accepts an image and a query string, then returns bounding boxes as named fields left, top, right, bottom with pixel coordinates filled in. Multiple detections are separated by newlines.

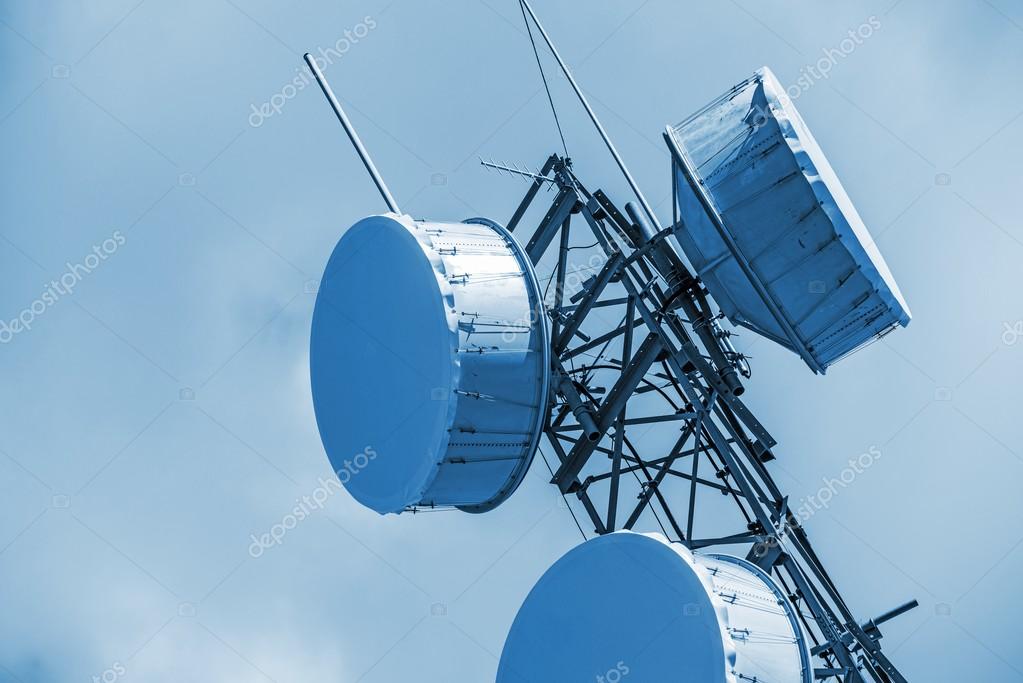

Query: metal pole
left=303, top=53, right=401, bottom=214
left=518, top=0, right=662, bottom=231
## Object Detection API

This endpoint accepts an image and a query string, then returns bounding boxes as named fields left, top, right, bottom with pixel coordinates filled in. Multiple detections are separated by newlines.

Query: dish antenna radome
left=666, top=67, right=910, bottom=373
left=499, top=531, right=813, bottom=683
left=310, top=213, right=550, bottom=514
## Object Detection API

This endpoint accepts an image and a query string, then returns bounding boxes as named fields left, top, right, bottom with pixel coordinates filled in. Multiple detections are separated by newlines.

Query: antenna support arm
left=303, top=53, right=401, bottom=215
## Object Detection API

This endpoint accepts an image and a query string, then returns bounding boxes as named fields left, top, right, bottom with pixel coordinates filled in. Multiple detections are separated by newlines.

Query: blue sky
left=1, top=0, right=1022, bottom=680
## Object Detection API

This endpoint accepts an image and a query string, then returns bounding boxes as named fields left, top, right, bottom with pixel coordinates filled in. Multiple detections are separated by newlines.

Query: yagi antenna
left=480, top=158, right=556, bottom=184
left=303, top=53, right=401, bottom=215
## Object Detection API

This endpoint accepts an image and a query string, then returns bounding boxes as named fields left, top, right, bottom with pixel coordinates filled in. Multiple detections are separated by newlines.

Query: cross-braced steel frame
left=508, top=153, right=914, bottom=683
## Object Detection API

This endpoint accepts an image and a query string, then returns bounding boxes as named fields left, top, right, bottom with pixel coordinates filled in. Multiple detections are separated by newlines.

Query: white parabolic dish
left=498, top=531, right=812, bottom=682
left=309, top=213, right=550, bottom=514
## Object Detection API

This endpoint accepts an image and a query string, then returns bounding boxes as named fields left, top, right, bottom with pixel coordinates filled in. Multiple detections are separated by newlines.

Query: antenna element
left=303, top=53, right=401, bottom=214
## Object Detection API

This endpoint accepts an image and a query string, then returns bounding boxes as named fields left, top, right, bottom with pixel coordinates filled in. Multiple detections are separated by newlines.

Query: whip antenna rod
left=303, top=53, right=401, bottom=214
